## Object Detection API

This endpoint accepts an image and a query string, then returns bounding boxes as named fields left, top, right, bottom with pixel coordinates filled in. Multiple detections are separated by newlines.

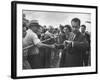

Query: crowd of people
left=22, top=14, right=90, bottom=69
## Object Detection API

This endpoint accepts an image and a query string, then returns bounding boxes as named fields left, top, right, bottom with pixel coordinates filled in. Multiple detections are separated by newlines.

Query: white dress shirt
left=23, top=29, right=40, bottom=48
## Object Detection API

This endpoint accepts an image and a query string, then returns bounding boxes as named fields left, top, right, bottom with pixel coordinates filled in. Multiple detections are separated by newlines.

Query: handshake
left=50, top=40, right=73, bottom=49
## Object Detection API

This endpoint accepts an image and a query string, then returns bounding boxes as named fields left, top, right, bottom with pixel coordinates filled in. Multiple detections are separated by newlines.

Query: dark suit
left=82, top=32, right=90, bottom=66
left=60, top=31, right=88, bottom=67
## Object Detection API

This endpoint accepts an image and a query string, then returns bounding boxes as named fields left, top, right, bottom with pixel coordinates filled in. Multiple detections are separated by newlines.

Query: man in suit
left=60, top=18, right=88, bottom=67
left=80, top=25, right=90, bottom=66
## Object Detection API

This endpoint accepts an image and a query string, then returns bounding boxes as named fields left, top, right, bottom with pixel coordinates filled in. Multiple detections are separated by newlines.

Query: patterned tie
left=68, top=32, right=76, bottom=41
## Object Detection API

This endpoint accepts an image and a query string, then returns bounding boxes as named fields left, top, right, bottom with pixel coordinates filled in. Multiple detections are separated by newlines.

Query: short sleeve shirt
left=23, top=29, right=40, bottom=48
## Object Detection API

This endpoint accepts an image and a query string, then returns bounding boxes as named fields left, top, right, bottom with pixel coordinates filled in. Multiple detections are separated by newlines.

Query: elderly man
left=80, top=25, right=90, bottom=66
left=23, top=20, right=55, bottom=69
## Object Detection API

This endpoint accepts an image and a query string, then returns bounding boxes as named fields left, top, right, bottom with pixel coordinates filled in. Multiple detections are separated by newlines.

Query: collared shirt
left=23, top=29, right=40, bottom=48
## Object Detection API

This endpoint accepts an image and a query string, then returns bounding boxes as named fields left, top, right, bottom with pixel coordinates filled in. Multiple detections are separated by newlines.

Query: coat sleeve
left=72, top=36, right=89, bottom=51
left=68, top=34, right=89, bottom=54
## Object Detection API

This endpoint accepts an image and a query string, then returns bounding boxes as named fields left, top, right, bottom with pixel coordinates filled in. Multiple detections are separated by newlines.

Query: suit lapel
left=73, top=32, right=80, bottom=41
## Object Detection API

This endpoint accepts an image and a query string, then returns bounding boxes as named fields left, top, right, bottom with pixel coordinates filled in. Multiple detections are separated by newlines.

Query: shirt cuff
left=71, top=41, right=74, bottom=47
left=34, top=39, right=41, bottom=45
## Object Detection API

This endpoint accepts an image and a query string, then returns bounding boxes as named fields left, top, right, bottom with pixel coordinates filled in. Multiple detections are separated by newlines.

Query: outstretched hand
left=51, top=44, right=56, bottom=49
left=54, top=43, right=65, bottom=49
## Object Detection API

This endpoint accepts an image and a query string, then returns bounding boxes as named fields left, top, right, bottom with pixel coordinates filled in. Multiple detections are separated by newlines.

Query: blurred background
left=23, top=10, right=91, bottom=32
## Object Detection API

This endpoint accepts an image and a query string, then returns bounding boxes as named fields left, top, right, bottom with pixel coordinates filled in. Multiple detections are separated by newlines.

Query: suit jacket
left=83, top=32, right=90, bottom=51
left=60, top=31, right=88, bottom=67
left=68, top=31, right=88, bottom=54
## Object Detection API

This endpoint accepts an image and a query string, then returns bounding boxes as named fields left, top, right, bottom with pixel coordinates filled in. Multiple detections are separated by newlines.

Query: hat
left=28, top=20, right=41, bottom=28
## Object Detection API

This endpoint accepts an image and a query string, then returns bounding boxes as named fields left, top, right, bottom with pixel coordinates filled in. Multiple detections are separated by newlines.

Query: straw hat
left=28, top=20, right=41, bottom=28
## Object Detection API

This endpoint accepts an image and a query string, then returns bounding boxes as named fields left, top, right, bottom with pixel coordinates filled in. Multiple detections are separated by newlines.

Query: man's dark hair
left=71, top=18, right=81, bottom=26
left=81, top=24, right=86, bottom=29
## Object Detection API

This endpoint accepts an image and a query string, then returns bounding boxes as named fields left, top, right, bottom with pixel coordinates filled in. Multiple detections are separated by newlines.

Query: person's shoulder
left=77, top=31, right=82, bottom=35
left=27, top=29, right=38, bottom=38
left=85, top=31, right=90, bottom=36
left=78, top=31, right=85, bottom=38
left=26, top=29, right=32, bottom=34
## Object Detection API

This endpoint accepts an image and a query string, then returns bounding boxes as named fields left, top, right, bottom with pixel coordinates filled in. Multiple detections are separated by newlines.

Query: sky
left=23, top=10, right=91, bottom=32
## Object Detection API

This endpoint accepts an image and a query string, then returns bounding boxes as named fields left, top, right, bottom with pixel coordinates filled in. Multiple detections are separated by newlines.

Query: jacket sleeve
left=72, top=36, right=89, bottom=51
left=68, top=34, right=89, bottom=54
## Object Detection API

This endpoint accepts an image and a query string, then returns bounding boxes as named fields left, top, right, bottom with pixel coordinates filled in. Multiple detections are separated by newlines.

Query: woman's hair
left=64, top=25, right=72, bottom=32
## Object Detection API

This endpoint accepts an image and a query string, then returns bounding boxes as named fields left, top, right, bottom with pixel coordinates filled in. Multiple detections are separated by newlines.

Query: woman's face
left=63, top=27, right=70, bottom=34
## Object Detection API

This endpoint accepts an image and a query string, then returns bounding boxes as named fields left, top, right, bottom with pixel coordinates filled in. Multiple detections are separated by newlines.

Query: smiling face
left=63, top=27, right=70, bottom=34
left=30, top=25, right=41, bottom=34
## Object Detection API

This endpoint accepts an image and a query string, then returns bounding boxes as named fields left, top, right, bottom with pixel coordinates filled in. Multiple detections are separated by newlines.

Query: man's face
left=37, top=27, right=42, bottom=35
left=71, top=21, right=80, bottom=33
left=49, top=28, right=54, bottom=33
left=31, top=26, right=40, bottom=34
left=80, top=26, right=86, bottom=33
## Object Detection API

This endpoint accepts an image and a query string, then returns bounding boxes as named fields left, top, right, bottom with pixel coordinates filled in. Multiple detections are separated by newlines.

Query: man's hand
left=54, top=43, right=64, bottom=49
left=51, top=44, right=55, bottom=48
left=63, top=40, right=73, bottom=47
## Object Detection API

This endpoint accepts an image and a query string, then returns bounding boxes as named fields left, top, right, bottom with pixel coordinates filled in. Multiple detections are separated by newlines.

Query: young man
left=60, top=18, right=88, bottom=67
left=23, top=20, right=55, bottom=69
left=80, top=25, right=90, bottom=66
